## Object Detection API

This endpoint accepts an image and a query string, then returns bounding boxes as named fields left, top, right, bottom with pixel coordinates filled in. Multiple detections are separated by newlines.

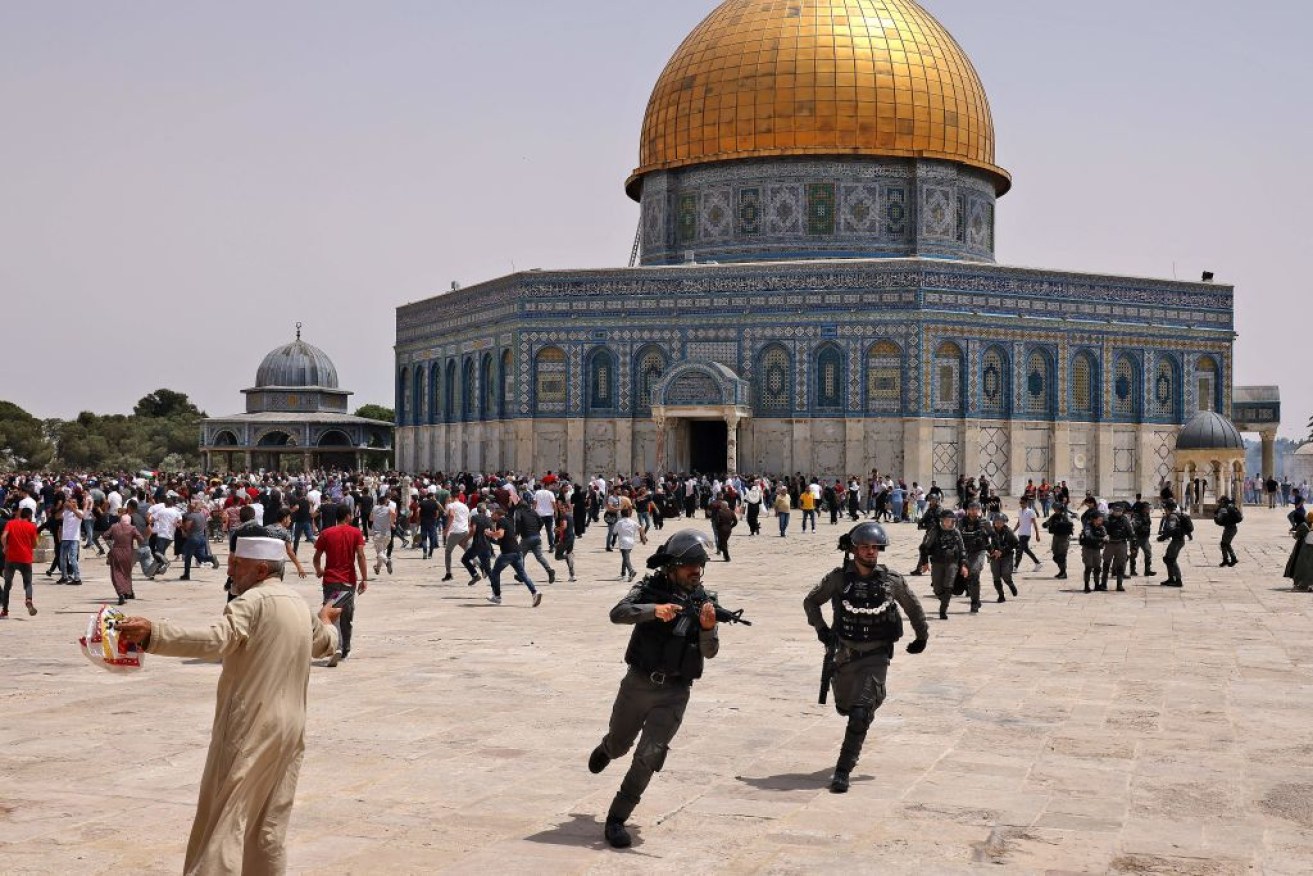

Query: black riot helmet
left=646, top=529, right=713, bottom=569
left=1163, top=498, right=1178, bottom=511
left=838, top=521, right=889, bottom=553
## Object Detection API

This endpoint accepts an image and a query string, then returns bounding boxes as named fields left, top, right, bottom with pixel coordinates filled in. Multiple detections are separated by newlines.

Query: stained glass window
left=981, top=347, right=1007, bottom=416
left=1113, top=356, right=1136, bottom=418
left=429, top=363, right=441, bottom=424
left=535, top=347, right=566, bottom=414
left=1196, top=356, right=1218, bottom=413
left=1072, top=352, right=1095, bottom=417
left=815, top=345, right=844, bottom=409
left=758, top=345, right=792, bottom=412
left=934, top=341, right=961, bottom=413
left=444, top=361, right=456, bottom=421
left=461, top=360, right=476, bottom=422
left=590, top=349, right=615, bottom=410
left=866, top=341, right=901, bottom=414
left=636, top=347, right=667, bottom=411
left=1025, top=350, right=1050, bottom=415
left=412, top=366, right=424, bottom=427
left=480, top=354, right=494, bottom=420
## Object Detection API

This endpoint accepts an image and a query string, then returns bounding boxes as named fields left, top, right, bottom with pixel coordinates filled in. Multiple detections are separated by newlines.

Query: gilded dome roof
left=627, top=0, right=1010, bottom=199
left=255, top=337, right=340, bottom=390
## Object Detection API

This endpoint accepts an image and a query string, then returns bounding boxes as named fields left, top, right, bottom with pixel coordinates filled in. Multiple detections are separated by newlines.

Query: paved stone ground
left=3, top=507, right=1313, bottom=874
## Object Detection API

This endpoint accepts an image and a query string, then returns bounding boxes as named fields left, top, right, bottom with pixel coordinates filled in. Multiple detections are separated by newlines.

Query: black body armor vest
left=624, top=575, right=707, bottom=680
left=832, top=568, right=904, bottom=644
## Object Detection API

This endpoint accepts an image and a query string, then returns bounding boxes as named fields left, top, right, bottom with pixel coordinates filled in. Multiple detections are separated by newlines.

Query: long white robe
left=147, top=579, right=338, bottom=875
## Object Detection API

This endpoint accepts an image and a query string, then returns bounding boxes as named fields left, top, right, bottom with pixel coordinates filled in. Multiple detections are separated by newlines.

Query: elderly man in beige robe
left=119, top=536, right=340, bottom=875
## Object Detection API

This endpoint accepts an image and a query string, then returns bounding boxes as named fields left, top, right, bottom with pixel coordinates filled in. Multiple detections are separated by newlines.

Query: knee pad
left=635, top=740, right=670, bottom=774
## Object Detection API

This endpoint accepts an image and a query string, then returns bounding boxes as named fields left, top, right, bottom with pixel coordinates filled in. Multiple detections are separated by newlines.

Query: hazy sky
left=2, top=1, right=1309, bottom=436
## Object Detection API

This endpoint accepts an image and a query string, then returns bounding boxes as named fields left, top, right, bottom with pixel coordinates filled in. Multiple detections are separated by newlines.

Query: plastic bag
left=79, top=605, right=145, bottom=673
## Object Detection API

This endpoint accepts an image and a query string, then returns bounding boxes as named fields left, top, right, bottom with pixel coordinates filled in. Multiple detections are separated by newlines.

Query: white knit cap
left=233, top=537, right=286, bottom=562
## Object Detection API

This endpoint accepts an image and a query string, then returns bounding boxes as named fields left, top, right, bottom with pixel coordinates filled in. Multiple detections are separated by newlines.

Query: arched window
left=534, top=347, right=567, bottom=415
left=411, top=365, right=424, bottom=426
left=980, top=345, right=1009, bottom=417
left=500, top=350, right=513, bottom=418
left=934, top=341, right=963, bottom=415
left=814, top=344, right=845, bottom=410
left=756, top=344, right=793, bottom=413
left=429, top=362, right=441, bottom=424
left=461, top=359, right=476, bottom=422
left=1023, top=349, right=1053, bottom=417
left=444, top=360, right=456, bottom=422
left=866, top=340, right=902, bottom=414
left=1196, top=355, right=1219, bottom=413
left=1152, top=354, right=1180, bottom=420
left=635, top=345, right=668, bottom=413
left=1112, top=354, right=1140, bottom=420
left=1071, top=351, right=1098, bottom=420
left=480, top=353, right=494, bottom=420
left=398, top=368, right=410, bottom=425
left=588, top=348, right=616, bottom=410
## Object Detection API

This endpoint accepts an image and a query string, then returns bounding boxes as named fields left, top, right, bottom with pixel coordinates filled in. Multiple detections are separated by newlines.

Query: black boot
left=1144, top=566, right=1157, bottom=577
left=970, top=600, right=980, bottom=613
left=588, top=746, right=611, bottom=774
left=604, top=818, right=632, bottom=848
left=938, top=599, right=949, bottom=620
left=829, top=770, right=851, bottom=793
left=995, top=584, right=1006, bottom=603
left=1008, top=581, right=1018, bottom=597
left=1083, top=571, right=1092, bottom=593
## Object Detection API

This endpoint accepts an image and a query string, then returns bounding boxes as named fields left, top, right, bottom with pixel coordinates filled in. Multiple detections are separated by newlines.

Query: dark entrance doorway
left=688, top=420, right=728, bottom=475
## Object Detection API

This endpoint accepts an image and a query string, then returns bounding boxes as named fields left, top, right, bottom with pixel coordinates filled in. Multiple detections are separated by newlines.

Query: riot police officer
left=804, top=522, right=929, bottom=793
left=1043, top=501, right=1075, bottom=580
left=587, top=530, right=722, bottom=848
left=959, top=502, right=992, bottom=613
left=1214, top=496, right=1242, bottom=567
left=1102, top=503, right=1134, bottom=591
left=917, top=509, right=967, bottom=620
left=1128, top=495, right=1156, bottom=577
left=1080, top=511, right=1108, bottom=593
left=988, top=513, right=1020, bottom=601
left=1157, top=499, right=1192, bottom=588
left=910, top=495, right=943, bottom=575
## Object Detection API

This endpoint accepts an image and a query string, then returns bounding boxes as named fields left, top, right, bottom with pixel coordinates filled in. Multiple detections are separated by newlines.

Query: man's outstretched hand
left=116, top=617, right=152, bottom=647
left=906, top=638, right=927, bottom=655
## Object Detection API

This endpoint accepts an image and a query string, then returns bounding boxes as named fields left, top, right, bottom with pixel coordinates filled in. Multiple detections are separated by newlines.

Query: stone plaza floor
left=3, top=506, right=1313, bottom=874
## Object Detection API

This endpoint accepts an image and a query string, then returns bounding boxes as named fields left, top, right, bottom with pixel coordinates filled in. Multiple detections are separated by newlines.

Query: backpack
left=1178, top=514, right=1194, bottom=537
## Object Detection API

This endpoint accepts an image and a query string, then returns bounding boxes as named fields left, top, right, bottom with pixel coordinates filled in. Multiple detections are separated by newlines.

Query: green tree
left=0, top=401, right=55, bottom=469
left=133, top=388, right=203, bottom=419
left=354, top=404, right=395, bottom=423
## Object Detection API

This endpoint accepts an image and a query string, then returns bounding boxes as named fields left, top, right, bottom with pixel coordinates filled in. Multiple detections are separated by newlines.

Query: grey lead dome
left=1175, top=410, right=1245, bottom=451
left=254, top=338, right=340, bottom=390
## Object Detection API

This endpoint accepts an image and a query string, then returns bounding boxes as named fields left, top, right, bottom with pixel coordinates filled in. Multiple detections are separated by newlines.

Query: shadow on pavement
left=524, top=812, right=652, bottom=854
left=736, top=768, right=867, bottom=791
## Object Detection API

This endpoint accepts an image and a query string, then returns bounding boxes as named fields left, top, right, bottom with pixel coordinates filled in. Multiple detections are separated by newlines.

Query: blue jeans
left=778, top=512, right=790, bottom=536
left=801, top=510, right=816, bottom=531
left=182, top=537, right=214, bottom=575
left=490, top=550, right=535, bottom=597
left=461, top=545, right=492, bottom=580
left=292, top=521, right=315, bottom=552
left=420, top=523, right=440, bottom=557
left=59, top=540, right=81, bottom=581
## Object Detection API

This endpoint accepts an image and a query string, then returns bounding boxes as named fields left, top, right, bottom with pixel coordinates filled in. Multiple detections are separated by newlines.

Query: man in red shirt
left=313, top=504, right=367, bottom=666
left=2, top=507, right=41, bottom=618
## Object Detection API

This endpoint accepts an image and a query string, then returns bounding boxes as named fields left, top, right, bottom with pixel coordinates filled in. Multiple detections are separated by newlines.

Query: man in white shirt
left=1013, top=498, right=1042, bottom=571
left=306, top=487, right=322, bottom=535
left=148, top=496, right=184, bottom=568
left=369, top=495, right=397, bottom=576
left=533, top=485, right=558, bottom=548
left=441, top=495, right=471, bottom=582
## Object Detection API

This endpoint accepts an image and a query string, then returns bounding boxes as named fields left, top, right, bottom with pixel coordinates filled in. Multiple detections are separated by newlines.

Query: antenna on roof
left=296, top=321, right=303, bottom=340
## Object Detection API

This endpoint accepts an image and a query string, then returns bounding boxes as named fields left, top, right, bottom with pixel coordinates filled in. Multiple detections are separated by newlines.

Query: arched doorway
left=650, top=361, right=752, bottom=475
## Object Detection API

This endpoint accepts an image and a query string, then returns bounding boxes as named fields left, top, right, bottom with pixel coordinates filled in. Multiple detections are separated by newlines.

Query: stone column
left=1261, top=430, right=1277, bottom=479
left=301, top=451, right=311, bottom=474
left=243, top=451, right=252, bottom=472
left=200, top=450, right=210, bottom=473
left=653, top=412, right=668, bottom=473
left=725, top=410, right=741, bottom=477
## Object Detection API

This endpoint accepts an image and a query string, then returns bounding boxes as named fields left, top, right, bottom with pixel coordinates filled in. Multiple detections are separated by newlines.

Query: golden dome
left=627, top=0, right=1010, bottom=199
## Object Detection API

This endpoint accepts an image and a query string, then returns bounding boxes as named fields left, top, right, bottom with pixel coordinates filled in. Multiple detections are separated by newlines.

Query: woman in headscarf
left=107, top=512, right=145, bottom=605
left=1283, top=511, right=1313, bottom=592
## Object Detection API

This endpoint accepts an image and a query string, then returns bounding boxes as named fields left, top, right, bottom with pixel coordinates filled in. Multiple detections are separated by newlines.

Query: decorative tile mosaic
left=923, top=186, right=954, bottom=238
left=677, top=193, right=699, bottom=244
left=687, top=342, right=738, bottom=365
left=806, top=183, right=836, bottom=236
left=814, top=344, right=844, bottom=410
left=884, top=186, right=908, bottom=236
left=840, top=183, right=880, bottom=235
left=766, top=184, right=802, bottom=235
left=666, top=371, right=722, bottom=405
left=701, top=187, right=733, bottom=240
left=737, top=188, right=761, bottom=235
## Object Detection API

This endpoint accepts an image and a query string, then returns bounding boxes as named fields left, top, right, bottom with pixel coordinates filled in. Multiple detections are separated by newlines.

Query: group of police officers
left=587, top=489, right=1239, bottom=848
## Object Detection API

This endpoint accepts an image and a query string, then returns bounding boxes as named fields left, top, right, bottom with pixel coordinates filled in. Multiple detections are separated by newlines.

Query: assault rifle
left=666, top=589, right=752, bottom=636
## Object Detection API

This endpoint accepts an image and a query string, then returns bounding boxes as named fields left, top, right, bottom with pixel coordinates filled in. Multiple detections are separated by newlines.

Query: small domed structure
left=1175, top=411, right=1245, bottom=451
left=254, top=337, right=340, bottom=390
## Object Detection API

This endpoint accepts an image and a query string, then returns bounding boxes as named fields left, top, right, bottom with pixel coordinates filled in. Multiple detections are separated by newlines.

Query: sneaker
left=1008, top=583, right=1018, bottom=597
left=829, top=770, right=851, bottom=794
left=532, top=592, right=543, bottom=608
left=547, top=569, right=556, bottom=584
left=0, top=610, right=7, bottom=619
left=386, top=559, right=393, bottom=575
left=442, top=573, right=453, bottom=582
left=627, top=572, right=636, bottom=582
left=486, top=595, right=502, bottom=605
left=69, top=580, right=83, bottom=586
left=55, top=578, right=70, bottom=585
left=604, top=818, right=632, bottom=849
left=468, top=578, right=480, bottom=587
left=568, top=576, right=577, bottom=582
left=327, top=650, right=342, bottom=668
left=588, top=746, right=611, bottom=774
